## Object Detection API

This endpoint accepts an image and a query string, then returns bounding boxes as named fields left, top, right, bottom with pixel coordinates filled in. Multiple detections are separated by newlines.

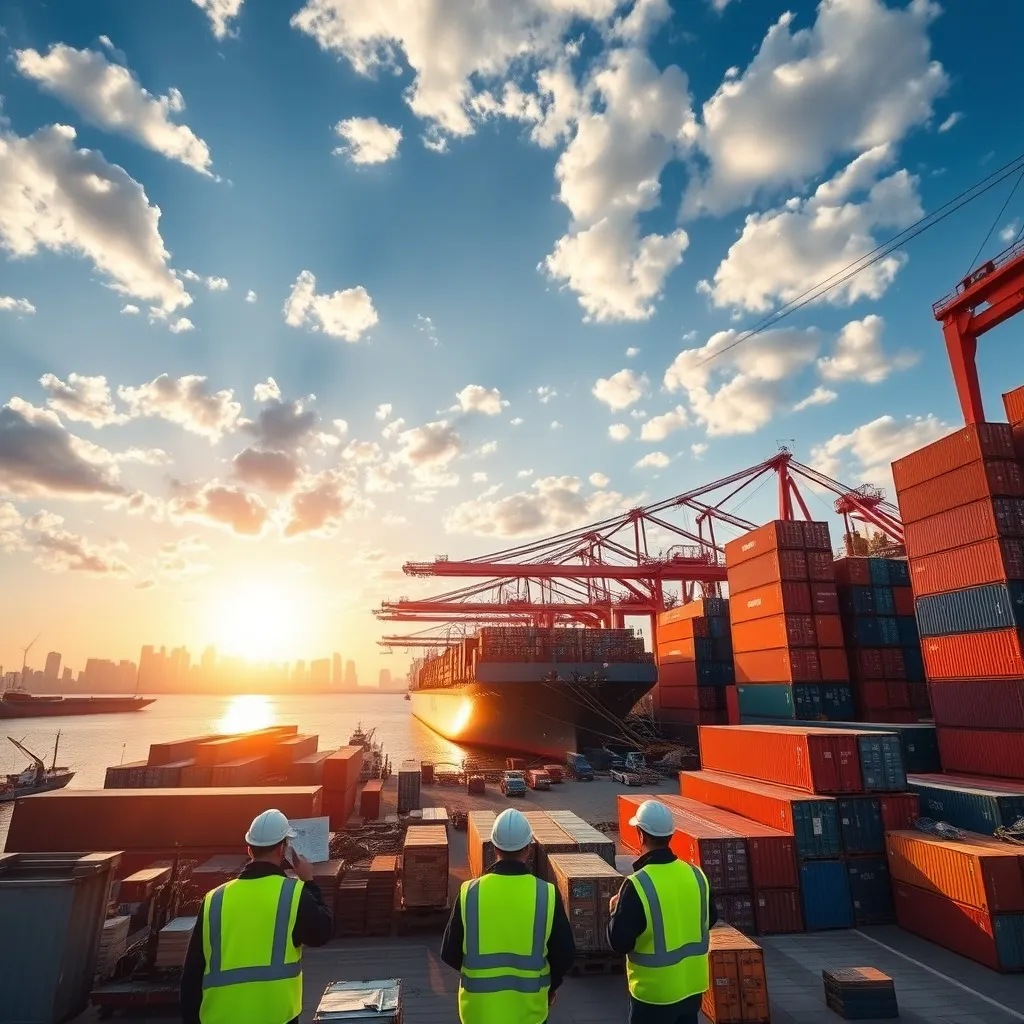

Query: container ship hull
left=0, top=695, right=156, bottom=719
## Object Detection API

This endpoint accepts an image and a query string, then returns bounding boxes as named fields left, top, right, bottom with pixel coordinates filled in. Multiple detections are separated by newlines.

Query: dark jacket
left=607, top=848, right=718, bottom=1021
left=440, top=859, right=576, bottom=995
left=180, top=861, right=334, bottom=1024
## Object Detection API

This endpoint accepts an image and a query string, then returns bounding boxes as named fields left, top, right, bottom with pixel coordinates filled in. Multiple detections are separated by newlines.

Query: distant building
left=310, top=658, right=331, bottom=689
left=61, top=666, right=72, bottom=684
left=44, top=651, right=61, bottom=681
left=379, top=668, right=392, bottom=689
left=332, top=652, right=343, bottom=688
left=344, top=659, right=357, bottom=689
left=292, top=660, right=307, bottom=687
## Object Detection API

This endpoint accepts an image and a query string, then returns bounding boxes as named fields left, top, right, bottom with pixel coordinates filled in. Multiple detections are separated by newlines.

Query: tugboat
left=348, top=722, right=386, bottom=781
left=1, top=733, right=75, bottom=801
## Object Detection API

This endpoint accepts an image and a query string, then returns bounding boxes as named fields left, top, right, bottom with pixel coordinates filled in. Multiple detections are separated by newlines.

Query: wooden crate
left=401, top=825, right=449, bottom=908
left=547, top=853, right=623, bottom=953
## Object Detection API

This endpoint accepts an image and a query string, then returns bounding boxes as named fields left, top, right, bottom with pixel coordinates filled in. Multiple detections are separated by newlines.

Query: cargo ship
left=0, top=689, right=155, bottom=719
left=409, top=627, right=657, bottom=758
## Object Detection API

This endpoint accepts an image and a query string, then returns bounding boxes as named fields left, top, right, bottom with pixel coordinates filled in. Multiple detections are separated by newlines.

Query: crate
left=547, top=853, right=623, bottom=953
left=401, top=826, right=449, bottom=908
left=823, top=967, right=898, bottom=1019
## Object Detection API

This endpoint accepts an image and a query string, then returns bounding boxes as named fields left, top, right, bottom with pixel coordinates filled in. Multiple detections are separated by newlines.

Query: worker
left=180, top=808, right=334, bottom=1024
left=607, top=799, right=716, bottom=1024
left=441, top=807, right=576, bottom=1024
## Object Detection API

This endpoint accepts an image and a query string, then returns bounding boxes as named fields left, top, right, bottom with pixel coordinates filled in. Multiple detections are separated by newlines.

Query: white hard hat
left=245, top=808, right=297, bottom=847
left=628, top=799, right=675, bottom=838
left=491, top=808, right=534, bottom=852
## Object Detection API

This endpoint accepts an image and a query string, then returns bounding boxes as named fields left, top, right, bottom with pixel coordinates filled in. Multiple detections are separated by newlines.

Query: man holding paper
left=180, top=808, right=335, bottom=1024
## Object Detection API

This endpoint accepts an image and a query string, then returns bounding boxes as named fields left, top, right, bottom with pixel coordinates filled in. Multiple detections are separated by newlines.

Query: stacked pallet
left=322, top=746, right=362, bottom=828
left=336, top=873, right=369, bottom=937
left=702, top=924, right=771, bottom=1024
left=155, top=917, right=195, bottom=967
left=401, top=826, right=449, bottom=908
left=309, top=859, right=346, bottom=932
left=96, top=916, right=131, bottom=980
left=523, top=812, right=578, bottom=880
left=834, top=556, right=930, bottom=721
left=547, top=853, right=623, bottom=952
left=366, top=855, right=398, bottom=936
left=727, top=521, right=852, bottom=722
left=823, top=968, right=898, bottom=1020
left=653, top=598, right=734, bottom=727
left=544, top=811, right=615, bottom=866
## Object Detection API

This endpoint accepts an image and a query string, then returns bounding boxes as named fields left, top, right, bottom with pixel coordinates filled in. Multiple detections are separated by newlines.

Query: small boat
left=348, top=722, right=384, bottom=781
left=1, top=732, right=75, bottom=802
left=403, top=692, right=410, bottom=701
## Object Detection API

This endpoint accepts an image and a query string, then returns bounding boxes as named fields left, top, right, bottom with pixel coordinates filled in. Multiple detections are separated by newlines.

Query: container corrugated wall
left=908, top=776, right=1024, bottom=835
left=845, top=856, right=894, bottom=924
left=909, top=538, right=1024, bottom=597
left=892, top=423, right=1017, bottom=492
left=917, top=581, right=1024, bottom=636
left=929, top=679, right=1024, bottom=729
left=937, top=727, right=1024, bottom=779
left=837, top=797, right=884, bottom=854
left=922, top=629, right=1024, bottom=679
left=800, top=860, right=853, bottom=930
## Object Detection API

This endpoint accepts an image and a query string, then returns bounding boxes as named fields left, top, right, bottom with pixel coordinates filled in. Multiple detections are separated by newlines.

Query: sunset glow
left=207, top=579, right=309, bottom=662
left=215, top=695, right=275, bottom=734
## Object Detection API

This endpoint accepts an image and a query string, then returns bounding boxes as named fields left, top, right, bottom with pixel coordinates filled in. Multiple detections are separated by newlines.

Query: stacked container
left=726, top=521, right=852, bottom=721
left=654, top=598, right=734, bottom=727
left=834, top=556, right=929, bottom=721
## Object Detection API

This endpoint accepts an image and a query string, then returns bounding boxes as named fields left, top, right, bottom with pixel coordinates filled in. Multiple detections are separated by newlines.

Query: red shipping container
left=324, top=747, right=363, bottom=791
left=909, top=772, right=1024, bottom=794
left=928, top=679, right=1024, bottom=730
left=863, top=709, right=920, bottom=723
left=655, top=805, right=751, bottom=893
left=728, top=581, right=811, bottom=624
left=724, top=520, right=806, bottom=568
left=698, top=725, right=862, bottom=794
left=893, top=586, right=915, bottom=616
left=898, top=459, right=1024, bottom=524
left=657, top=684, right=723, bottom=711
left=732, top=614, right=816, bottom=652
left=815, top=615, right=844, bottom=648
left=937, top=727, right=1024, bottom=780
left=853, top=649, right=885, bottom=681
left=734, top=647, right=820, bottom=683
left=147, top=734, right=218, bottom=767
left=727, top=550, right=808, bottom=594
left=857, top=681, right=890, bottom=711
left=801, top=520, right=832, bottom=552
left=662, top=795, right=798, bottom=889
left=878, top=793, right=919, bottom=831
left=909, top=683, right=931, bottom=710
left=324, top=787, right=355, bottom=829
left=753, top=889, right=803, bottom=935
left=725, top=686, right=740, bottom=725
left=881, top=648, right=907, bottom=680
left=833, top=559, right=871, bottom=586
left=289, top=750, right=333, bottom=786
left=892, top=423, right=1016, bottom=492
left=904, top=498, right=1024, bottom=559
left=886, top=681, right=911, bottom=708
left=886, top=831, right=1024, bottom=913
left=1004, top=385, right=1024, bottom=424
left=923, top=629, right=1024, bottom=679
left=360, top=779, right=383, bottom=819
left=657, top=662, right=701, bottom=685
left=819, top=648, right=850, bottom=683
left=655, top=707, right=727, bottom=726
left=810, top=583, right=840, bottom=615
left=806, top=551, right=835, bottom=582
left=909, top=538, right=1024, bottom=598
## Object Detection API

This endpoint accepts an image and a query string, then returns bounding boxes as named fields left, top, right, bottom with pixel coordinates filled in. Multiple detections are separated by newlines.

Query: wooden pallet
left=396, top=903, right=452, bottom=936
left=568, top=952, right=625, bottom=977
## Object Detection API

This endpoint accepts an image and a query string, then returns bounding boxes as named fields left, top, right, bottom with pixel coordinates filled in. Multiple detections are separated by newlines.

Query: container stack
left=834, top=556, right=929, bottom=722
left=546, top=853, right=623, bottom=952
left=360, top=778, right=384, bottom=819
left=726, top=521, right=852, bottom=723
left=397, top=760, right=422, bottom=814
left=653, top=598, right=734, bottom=727
left=322, top=747, right=362, bottom=828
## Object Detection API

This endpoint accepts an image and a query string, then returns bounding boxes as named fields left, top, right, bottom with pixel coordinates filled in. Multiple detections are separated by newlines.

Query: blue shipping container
left=694, top=660, right=734, bottom=685
left=897, top=616, right=919, bottom=647
left=907, top=778, right=1024, bottom=835
left=857, top=734, right=906, bottom=791
left=820, top=685, right=855, bottom=720
left=916, top=581, right=1024, bottom=638
left=868, top=558, right=891, bottom=586
left=702, top=598, right=729, bottom=618
left=845, top=856, right=894, bottom=924
left=888, top=560, right=910, bottom=587
left=902, top=645, right=924, bottom=682
left=877, top=617, right=900, bottom=646
left=737, top=684, right=824, bottom=719
left=837, top=797, right=884, bottom=854
left=995, top=916, right=1024, bottom=971
left=874, top=587, right=896, bottom=615
left=801, top=860, right=854, bottom=930
left=711, top=637, right=733, bottom=660
left=841, top=587, right=875, bottom=616
left=848, top=617, right=881, bottom=646
left=708, top=616, right=731, bottom=639
left=693, top=637, right=715, bottom=660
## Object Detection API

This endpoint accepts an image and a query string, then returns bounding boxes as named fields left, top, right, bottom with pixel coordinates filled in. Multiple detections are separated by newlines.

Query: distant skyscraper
left=292, top=660, right=307, bottom=687
left=332, top=652, right=343, bottom=688
left=44, top=651, right=61, bottom=681
left=61, top=667, right=72, bottom=684
left=379, top=668, right=392, bottom=689
left=344, top=659, right=357, bottom=689
left=310, top=658, right=330, bottom=689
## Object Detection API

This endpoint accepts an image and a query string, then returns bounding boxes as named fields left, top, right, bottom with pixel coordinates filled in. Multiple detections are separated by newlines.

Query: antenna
left=18, top=634, right=41, bottom=691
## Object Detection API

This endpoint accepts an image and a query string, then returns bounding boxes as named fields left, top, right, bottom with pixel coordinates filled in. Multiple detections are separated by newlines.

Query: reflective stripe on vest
left=203, top=876, right=302, bottom=989
left=460, top=877, right=551, bottom=993
left=626, top=865, right=710, bottom=968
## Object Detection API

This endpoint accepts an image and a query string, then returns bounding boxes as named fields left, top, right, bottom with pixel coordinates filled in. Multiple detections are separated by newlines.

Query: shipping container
left=889, top=561, right=911, bottom=586
left=724, top=521, right=806, bottom=568
left=845, top=856, right=894, bottom=925
left=268, top=734, right=319, bottom=770
left=699, top=725, right=863, bottom=794
left=810, top=583, right=840, bottom=615
left=728, top=549, right=809, bottom=595
left=715, top=894, right=757, bottom=934
left=657, top=659, right=734, bottom=686
left=878, top=792, right=921, bottom=831
left=898, top=458, right=1024, bottom=524
left=937, top=727, right=1024, bottom=779
left=908, top=775, right=1024, bottom=835
left=657, top=684, right=727, bottom=711
left=467, top=811, right=497, bottom=878
left=851, top=647, right=884, bottom=679
left=928, top=679, right=1024, bottom=730
left=731, top=614, right=817, bottom=652
left=893, top=882, right=1024, bottom=972
left=398, top=762, right=422, bottom=814
left=855, top=732, right=907, bottom=792
left=806, top=551, right=834, bottom=582
left=894, top=587, right=915, bottom=616
left=210, top=756, right=270, bottom=788
left=401, top=826, right=449, bottom=908
left=360, top=779, right=384, bottom=820
left=736, top=683, right=822, bottom=720
left=803, top=520, right=832, bottom=551
left=892, top=423, right=1016, bottom=492
left=904, top=647, right=926, bottom=683
left=904, top=498, right=1024, bottom=560
left=733, top=647, right=821, bottom=684
left=819, top=648, right=851, bottom=683
left=325, top=786, right=355, bottom=829
left=547, top=853, right=622, bottom=952
left=753, top=888, right=803, bottom=935
left=836, top=797, right=884, bottom=854
left=800, top=860, right=853, bottom=930
left=815, top=615, right=845, bottom=648
left=885, top=831, right=1024, bottom=913
left=659, top=598, right=730, bottom=625
left=323, top=747, right=363, bottom=792
left=1004, top=386, right=1024, bottom=424
left=543, top=811, right=616, bottom=867
left=701, top=925, right=771, bottom=1024
left=917, top=581, right=1024, bottom=637
left=840, top=585, right=876, bottom=616
left=874, top=587, right=896, bottom=616
left=922, top=629, right=1024, bottom=679
left=910, top=538, right=1024, bottom=598
left=834, top=559, right=872, bottom=586
left=728, top=582, right=812, bottom=624
left=680, top=770, right=841, bottom=859
left=881, top=648, right=907, bottom=680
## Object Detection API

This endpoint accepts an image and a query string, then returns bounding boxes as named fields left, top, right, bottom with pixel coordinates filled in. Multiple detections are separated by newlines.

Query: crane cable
left=965, top=166, right=1024, bottom=277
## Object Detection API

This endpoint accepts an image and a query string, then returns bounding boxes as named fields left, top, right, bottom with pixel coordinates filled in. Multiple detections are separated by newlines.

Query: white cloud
left=535, top=386, right=558, bottom=404
left=14, top=44, right=214, bottom=175
left=685, top=0, right=948, bottom=215
left=0, top=296, right=36, bottom=315
left=625, top=346, right=639, bottom=358
left=396, top=420, right=462, bottom=487
left=793, top=386, right=838, bottom=412
left=445, top=474, right=624, bottom=537
left=245, top=289, right=258, bottom=303
left=169, top=317, right=195, bottom=334
left=811, top=412, right=949, bottom=492
left=283, top=469, right=362, bottom=537
left=121, top=304, right=140, bottom=315
left=640, top=406, right=688, bottom=442
left=476, top=441, right=499, bottom=457
left=183, top=270, right=229, bottom=291
left=1000, top=222, right=1020, bottom=244
left=192, top=0, right=245, bottom=39
left=455, top=385, right=507, bottom=416
left=938, top=111, right=962, bottom=133
left=375, top=403, right=393, bottom=421
left=518, top=469, right=534, bottom=478
left=510, top=417, right=524, bottom=426
left=690, top=442, right=708, bottom=458
left=232, top=447, right=301, bottom=493
left=472, top=471, right=489, bottom=483
left=817, top=315, right=918, bottom=384
left=254, top=378, right=282, bottom=403
left=40, top=373, right=129, bottom=427
left=609, top=423, right=631, bottom=441
left=283, top=270, right=378, bottom=342
left=636, top=451, right=669, bottom=469
left=170, top=481, right=269, bottom=537
left=0, top=124, right=190, bottom=312
left=550, top=421, right=562, bottom=430
left=593, top=368, right=647, bottom=411
left=242, top=395, right=320, bottom=450
left=118, top=374, right=241, bottom=442
left=611, top=0, right=672, bottom=41
left=589, top=471, right=609, bottom=487
left=26, top=511, right=131, bottom=576
left=333, top=117, right=403, bottom=164
left=702, top=146, right=922, bottom=313
left=0, top=502, right=24, bottom=553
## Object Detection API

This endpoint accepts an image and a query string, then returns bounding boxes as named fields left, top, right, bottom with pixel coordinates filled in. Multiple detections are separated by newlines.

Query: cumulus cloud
left=593, top=369, right=647, bottom=411
left=0, top=296, right=35, bottom=315
left=690, top=442, right=708, bottom=458
left=183, top=269, right=229, bottom=290
left=445, top=474, right=625, bottom=537
left=333, top=117, right=403, bottom=164
left=640, top=406, right=688, bottom=442
left=793, top=386, right=838, bottom=412
left=0, top=124, right=190, bottom=312
left=192, top=0, right=245, bottom=39
left=0, top=502, right=25, bottom=552
left=625, top=347, right=639, bottom=358
left=609, top=423, right=631, bottom=441
left=395, top=420, right=461, bottom=486
left=14, top=44, right=214, bottom=175
left=817, top=315, right=919, bottom=384
left=283, top=270, right=378, bottom=341
left=254, top=378, right=282, bottom=403
left=636, top=451, right=670, bottom=469
left=118, top=374, right=241, bottom=442
left=282, top=469, right=361, bottom=537
left=156, top=536, right=210, bottom=579
left=26, top=510, right=131, bottom=576
left=40, top=373, right=128, bottom=427
left=246, top=289, right=258, bottom=303
left=169, top=317, right=195, bottom=334
left=232, top=446, right=301, bottom=493
left=375, top=404, right=392, bottom=421
left=701, top=147, right=923, bottom=313
left=589, top=472, right=609, bottom=487
left=684, top=0, right=948, bottom=215
left=121, top=304, right=140, bottom=315
left=454, top=385, right=507, bottom=416
left=242, top=395, right=320, bottom=450
left=938, top=111, right=962, bottom=133
left=535, top=386, right=558, bottom=404
left=170, top=481, right=269, bottom=536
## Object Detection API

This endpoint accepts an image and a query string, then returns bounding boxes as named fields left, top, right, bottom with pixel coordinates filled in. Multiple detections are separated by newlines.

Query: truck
left=526, top=769, right=551, bottom=790
left=565, top=752, right=595, bottom=781
left=500, top=770, right=527, bottom=797
left=611, top=768, right=642, bottom=786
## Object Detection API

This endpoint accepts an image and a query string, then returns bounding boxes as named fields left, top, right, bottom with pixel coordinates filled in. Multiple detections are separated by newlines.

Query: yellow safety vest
left=458, top=873, right=555, bottom=1024
left=200, top=874, right=304, bottom=1024
left=625, top=860, right=710, bottom=1006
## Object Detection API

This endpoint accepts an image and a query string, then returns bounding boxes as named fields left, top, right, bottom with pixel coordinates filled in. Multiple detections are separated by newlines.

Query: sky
left=1, top=0, right=1022, bottom=679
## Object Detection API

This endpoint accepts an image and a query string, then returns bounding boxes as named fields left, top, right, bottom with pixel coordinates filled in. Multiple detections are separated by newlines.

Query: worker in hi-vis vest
left=441, top=807, right=576, bottom=1024
left=180, top=808, right=334, bottom=1024
left=607, top=800, right=717, bottom=1024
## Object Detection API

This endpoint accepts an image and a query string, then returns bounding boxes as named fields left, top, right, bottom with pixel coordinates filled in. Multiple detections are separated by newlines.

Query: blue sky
left=1, top=0, right=1022, bottom=676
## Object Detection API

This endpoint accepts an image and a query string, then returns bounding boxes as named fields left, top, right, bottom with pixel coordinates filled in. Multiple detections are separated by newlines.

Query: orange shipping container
left=732, top=614, right=816, bottom=652
left=815, top=615, right=845, bottom=648
left=727, top=550, right=808, bottom=595
left=659, top=601, right=721, bottom=626
left=724, top=521, right=805, bottom=568
left=885, top=830, right=1024, bottom=913
left=734, top=648, right=820, bottom=683
left=892, top=423, right=1016, bottom=492
left=819, top=647, right=850, bottom=683
left=658, top=618, right=708, bottom=643
left=701, top=925, right=770, bottom=1024
left=657, top=637, right=704, bottom=662
left=904, top=498, right=1024, bottom=559
left=728, top=582, right=811, bottom=624
left=1004, top=386, right=1024, bottom=425
left=922, top=629, right=1024, bottom=679
left=897, top=459, right=1024, bottom=524
left=908, top=538, right=1024, bottom=598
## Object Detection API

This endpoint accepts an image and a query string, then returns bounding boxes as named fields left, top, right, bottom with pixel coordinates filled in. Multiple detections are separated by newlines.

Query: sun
left=207, top=577, right=308, bottom=663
